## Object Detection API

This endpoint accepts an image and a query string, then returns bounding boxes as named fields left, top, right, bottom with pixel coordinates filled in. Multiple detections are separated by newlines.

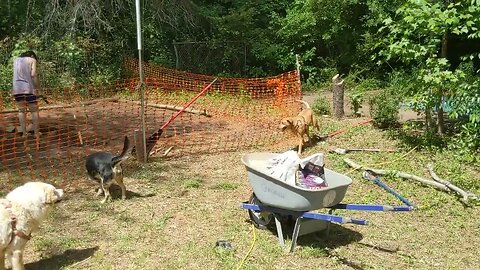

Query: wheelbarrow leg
left=290, top=217, right=302, bottom=252
left=273, top=214, right=285, bottom=246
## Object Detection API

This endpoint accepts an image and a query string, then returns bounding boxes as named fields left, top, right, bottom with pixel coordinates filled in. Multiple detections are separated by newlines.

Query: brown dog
left=279, top=100, right=320, bottom=154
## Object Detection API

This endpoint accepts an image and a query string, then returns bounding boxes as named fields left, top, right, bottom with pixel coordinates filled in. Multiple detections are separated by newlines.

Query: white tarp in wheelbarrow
left=242, top=152, right=352, bottom=211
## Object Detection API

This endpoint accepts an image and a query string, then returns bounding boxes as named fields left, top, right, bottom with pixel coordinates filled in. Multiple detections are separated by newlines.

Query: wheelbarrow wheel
left=248, top=193, right=273, bottom=230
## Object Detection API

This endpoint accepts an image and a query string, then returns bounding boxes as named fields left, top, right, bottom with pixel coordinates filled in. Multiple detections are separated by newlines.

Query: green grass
left=1, top=112, right=479, bottom=270
left=211, top=182, right=239, bottom=190
left=182, top=178, right=202, bottom=189
left=34, top=236, right=82, bottom=255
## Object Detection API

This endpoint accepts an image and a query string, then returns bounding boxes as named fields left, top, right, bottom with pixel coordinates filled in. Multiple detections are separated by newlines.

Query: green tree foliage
left=1, top=0, right=479, bottom=152
left=376, top=0, right=480, bottom=147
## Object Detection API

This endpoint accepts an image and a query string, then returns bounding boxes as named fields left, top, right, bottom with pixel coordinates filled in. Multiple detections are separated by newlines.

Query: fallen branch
left=125, top=100, right=211, bottom=117
left=80, top=97, right=119, bottom=106
left=163, top=146, right=174, bottom=157
left=343, top=158, right=450, bottom=191
left=0, top=97, right=119, bottom=114
left=427, top=163, right=479, bottom=203
left=331, top=148, right=397, bottom=155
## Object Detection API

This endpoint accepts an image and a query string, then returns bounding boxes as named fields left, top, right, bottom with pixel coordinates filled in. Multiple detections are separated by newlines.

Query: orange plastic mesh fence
left=0, top=58, right=302, bottom=180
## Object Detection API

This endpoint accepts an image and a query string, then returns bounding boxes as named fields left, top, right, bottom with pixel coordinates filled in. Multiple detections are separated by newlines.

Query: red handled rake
left=132, top=77, right=218, bottom=158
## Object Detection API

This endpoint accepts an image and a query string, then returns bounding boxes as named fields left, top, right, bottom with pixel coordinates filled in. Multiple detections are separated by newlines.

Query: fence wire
left=0, top=56, right=302, bottom=181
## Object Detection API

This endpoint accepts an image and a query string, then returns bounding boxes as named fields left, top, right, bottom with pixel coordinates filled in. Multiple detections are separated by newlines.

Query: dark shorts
left=14, top=94, right=37, bottom=104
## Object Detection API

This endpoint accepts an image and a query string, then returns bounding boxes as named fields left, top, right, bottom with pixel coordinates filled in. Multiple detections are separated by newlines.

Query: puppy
left=85, top=136, right=131, bottom=203
left=279, top=100, right=320, bottom=154
left=0, top=182, right=64, bottom=270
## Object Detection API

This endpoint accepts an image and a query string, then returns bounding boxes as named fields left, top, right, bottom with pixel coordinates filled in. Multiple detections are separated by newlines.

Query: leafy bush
left=349, top=92, right=363, bottom=117
left=369, top=89, right=400, bottom=128
left=312, top=95, right=331, bottom=116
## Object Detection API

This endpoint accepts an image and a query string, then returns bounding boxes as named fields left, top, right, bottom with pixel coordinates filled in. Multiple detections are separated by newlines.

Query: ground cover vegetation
left=0, top=1, right=479, bottom=269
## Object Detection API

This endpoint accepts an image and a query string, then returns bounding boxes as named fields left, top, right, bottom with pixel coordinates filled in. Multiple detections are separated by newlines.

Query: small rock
left=215, top=240, right=233, bottom=250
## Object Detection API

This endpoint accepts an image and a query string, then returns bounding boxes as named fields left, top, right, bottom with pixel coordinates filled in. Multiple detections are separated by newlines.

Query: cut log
left=332, top=74, right=345, bottom=118
left=125, top=100, right=211, bottom=117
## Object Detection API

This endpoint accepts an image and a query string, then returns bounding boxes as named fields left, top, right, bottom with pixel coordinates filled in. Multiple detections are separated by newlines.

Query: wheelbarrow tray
left=242, top=152, right=352, bottom=211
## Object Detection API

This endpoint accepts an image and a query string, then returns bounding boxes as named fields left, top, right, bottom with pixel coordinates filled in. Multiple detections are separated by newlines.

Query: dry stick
left=125, top=100, right=212, bottom=117
left=332, top=148, right=397, bottom=155
left=163, top=146, right=174, bottom=157
left=343, top=158, right=450, bottom=191
left=426, top=163, right=479, bottom=203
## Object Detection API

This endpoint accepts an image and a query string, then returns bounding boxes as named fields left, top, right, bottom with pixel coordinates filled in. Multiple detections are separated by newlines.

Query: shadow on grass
left=299, top=224, right=365, bottom=270
left=250, top=218, right=363, bottom=249
left=247, top=217, right=365, bottom=269
left=25, top=246, right=99, bottom=270
left=298, top=223, right=363, bottom=248
left=389, top=128, right=448, bottom=150
left=107, top=185, right=156, bottom=200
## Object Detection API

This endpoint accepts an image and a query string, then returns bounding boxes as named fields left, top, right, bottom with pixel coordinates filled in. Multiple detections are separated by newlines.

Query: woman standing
left=12, top=50, right=41, bottom=138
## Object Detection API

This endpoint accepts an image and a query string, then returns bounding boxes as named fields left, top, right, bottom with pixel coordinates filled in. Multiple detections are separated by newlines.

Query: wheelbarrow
left=240, top=152, right=414, bottom=252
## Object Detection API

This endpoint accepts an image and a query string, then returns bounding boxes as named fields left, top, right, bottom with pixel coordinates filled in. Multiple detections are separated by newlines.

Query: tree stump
left=332, top=74, right=345, bottom=118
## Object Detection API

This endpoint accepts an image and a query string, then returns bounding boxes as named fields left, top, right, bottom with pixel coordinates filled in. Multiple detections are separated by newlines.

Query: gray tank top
left=12, top=57, right=34, bottom=95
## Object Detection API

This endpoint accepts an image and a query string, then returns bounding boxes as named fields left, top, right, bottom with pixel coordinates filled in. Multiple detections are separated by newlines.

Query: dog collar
left=10, top=217, right=32, bottom=240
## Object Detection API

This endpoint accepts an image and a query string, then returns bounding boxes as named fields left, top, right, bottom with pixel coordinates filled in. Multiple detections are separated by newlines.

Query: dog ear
left=44, top=187, right=63, bottom=204
left=44, top=188, right=57, bottom=204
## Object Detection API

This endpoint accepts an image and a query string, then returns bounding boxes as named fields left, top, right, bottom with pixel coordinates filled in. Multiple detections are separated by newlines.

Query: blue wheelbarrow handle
left=363, top=170, right=416, bottom=208
left=330, top=203, right=414, bottom=211
left=240, top=203, right=368, bottom=225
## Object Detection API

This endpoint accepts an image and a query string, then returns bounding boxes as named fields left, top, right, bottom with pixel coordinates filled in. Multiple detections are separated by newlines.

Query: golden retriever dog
left=279, top=100, right=320, bottom=154
left=0, top=182, right=64, bottom=270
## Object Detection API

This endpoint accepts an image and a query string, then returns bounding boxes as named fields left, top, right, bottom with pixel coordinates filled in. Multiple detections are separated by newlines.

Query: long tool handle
left=363, top=170, right=416, bottom=208
left=140, top=78, right=218, bottom=155
left=331, top=203, right=414, bottom=211
left=161, top=78, right=218, bottom=130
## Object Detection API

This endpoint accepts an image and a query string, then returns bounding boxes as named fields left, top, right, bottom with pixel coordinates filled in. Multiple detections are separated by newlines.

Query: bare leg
left=27, top=102, right=40, bottom=136
left=16, top=101, right=27, bottom=137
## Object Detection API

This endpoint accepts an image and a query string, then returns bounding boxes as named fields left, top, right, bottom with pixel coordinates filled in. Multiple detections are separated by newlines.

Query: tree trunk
left=332, top=74, right=345, bottom=118
left=437, top=98, right=445, bottom=134
left=425, top=109, right=435, bottom=132
left=437, top=32, right=448, bottom=134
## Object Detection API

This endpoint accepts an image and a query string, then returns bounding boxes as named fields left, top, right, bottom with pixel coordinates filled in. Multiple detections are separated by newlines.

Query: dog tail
left=112, top=136, right=131, bottom=167
left=296, top=100, right=310, bottom=109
